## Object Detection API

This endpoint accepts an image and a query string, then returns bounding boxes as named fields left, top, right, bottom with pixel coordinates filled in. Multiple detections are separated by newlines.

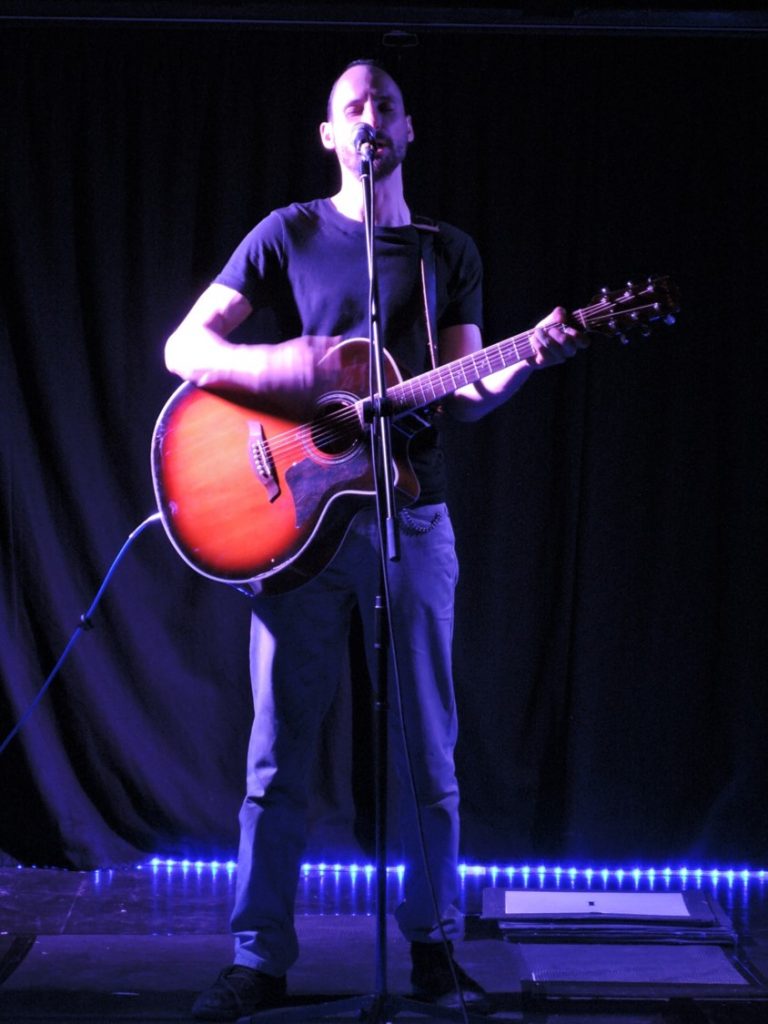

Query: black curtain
left=1, top=20, right=766, bottom=869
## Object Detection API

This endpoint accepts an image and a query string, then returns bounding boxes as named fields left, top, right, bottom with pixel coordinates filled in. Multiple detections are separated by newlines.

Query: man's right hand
left=260, top=335, right=342, bottom=398
left=192, top=334, right=342, bottom=419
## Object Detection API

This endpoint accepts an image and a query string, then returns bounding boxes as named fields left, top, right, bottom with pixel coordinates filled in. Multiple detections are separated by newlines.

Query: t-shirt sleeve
left=212, top=211, right=286, bottom=310
left=436, top=225, right=484, bottom=332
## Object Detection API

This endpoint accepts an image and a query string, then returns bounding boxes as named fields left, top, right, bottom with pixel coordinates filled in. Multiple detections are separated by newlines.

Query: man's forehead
left=330, top=66, right=404, bottom=111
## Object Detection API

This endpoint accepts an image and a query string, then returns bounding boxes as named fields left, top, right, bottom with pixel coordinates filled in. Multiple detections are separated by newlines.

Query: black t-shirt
left=214, top=197, right=483, bottom=503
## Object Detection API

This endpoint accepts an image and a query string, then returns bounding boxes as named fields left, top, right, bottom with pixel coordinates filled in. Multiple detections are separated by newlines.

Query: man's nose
left=362, top=102, right=379, bottom=128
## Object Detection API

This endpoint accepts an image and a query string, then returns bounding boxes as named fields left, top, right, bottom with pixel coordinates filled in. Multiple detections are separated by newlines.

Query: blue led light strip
left=139, top=858, right=767, bottom=887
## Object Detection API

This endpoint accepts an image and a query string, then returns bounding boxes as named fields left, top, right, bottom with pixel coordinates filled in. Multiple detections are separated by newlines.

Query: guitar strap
left=413, top=216, right=440, bottom=370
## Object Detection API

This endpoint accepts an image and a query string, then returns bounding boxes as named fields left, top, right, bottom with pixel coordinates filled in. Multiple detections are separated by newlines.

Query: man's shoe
left=191, top=965, right=287, bottom=1021
left=410, top=941, right=490, bottom=1013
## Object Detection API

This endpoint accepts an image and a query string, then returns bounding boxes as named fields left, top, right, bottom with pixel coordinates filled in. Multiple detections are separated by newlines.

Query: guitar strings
left=259, top=304, right=661, bottom=462
left=261, top=327, right=542, bottom=459
left=258, top=297, right=665, bottom=463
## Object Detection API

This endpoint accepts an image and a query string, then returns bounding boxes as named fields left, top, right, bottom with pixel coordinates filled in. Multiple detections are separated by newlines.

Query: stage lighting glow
left=142, top=856, right=237, bottom=876
left=135, top=858, right=768, bottom=893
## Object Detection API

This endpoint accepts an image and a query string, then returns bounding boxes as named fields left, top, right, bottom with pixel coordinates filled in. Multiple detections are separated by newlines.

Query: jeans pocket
left=398, top=504, right=444, bottom=536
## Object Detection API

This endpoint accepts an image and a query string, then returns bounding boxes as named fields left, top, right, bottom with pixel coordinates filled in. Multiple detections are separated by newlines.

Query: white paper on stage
left=503, top=890, right=691, bottom=918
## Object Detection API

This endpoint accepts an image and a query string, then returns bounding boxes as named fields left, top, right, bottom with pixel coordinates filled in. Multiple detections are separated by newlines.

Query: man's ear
left=406, top=115, right=414, bottom=143
left=319, top=121, right=336, bottom=151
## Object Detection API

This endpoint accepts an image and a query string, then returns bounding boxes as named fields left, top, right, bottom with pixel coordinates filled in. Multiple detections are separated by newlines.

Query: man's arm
left=439, top=307, right=589, bottom=423
left=165, top=283, right=256, bottom=385
left=165, top=282, right=338, bottom=400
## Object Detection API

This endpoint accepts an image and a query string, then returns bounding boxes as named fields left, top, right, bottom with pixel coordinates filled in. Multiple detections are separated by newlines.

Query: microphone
left=353, top=122, right=377, bottom=159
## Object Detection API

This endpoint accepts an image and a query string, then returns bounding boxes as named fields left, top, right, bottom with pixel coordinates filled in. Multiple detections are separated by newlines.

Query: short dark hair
left=326, top=58, right=395, bottom=119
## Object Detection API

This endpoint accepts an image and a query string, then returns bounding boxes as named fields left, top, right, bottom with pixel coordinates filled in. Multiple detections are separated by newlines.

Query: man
left=165, top=59, right=586, bottom=1021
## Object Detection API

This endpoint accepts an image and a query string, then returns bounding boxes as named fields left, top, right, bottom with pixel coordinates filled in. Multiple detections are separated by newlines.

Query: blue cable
left=0, top=512, right=163, bottom=757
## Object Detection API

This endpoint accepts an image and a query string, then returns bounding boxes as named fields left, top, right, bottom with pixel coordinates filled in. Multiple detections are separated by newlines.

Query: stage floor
left=1, top=863, right=767, bottom=1023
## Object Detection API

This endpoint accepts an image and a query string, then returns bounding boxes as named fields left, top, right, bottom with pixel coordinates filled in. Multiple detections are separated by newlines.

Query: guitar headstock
left=580, top=276, right=680, bottom=344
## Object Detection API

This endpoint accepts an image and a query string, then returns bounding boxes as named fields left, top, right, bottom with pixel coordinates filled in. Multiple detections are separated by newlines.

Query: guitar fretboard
left=388, top=330, right=539, bottom=413
left=348, top=277, right=674, bottom=418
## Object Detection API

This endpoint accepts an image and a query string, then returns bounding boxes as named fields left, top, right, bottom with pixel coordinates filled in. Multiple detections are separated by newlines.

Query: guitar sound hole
left=310, top=399, right=361, bottom=459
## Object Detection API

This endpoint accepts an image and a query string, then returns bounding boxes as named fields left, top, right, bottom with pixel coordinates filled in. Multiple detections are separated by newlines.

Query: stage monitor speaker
left=472, top=887, right=768, bottom=1007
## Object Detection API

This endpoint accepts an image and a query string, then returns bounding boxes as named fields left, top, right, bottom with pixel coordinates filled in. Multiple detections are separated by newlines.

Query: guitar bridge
left=248, top=421, right=280, bottom=502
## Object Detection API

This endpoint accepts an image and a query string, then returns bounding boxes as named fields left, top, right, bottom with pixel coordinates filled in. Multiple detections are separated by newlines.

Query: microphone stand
left=358, top=140, right=402, bottom=1016
left=242, top=145, right=476, bottom=1024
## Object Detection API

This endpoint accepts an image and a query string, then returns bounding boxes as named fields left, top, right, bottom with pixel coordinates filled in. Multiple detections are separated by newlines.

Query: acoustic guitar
left=151, top=277, right=678, bottom=593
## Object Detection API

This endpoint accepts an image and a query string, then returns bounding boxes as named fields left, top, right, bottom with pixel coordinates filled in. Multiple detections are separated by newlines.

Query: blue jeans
left=231, top=503, right=463, bottom=975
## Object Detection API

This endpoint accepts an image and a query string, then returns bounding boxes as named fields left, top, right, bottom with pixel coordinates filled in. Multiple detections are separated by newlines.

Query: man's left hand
left=530, top=306, right=590, bottom=368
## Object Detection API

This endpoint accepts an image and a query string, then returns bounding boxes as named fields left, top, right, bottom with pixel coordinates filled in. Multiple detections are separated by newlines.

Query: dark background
left=1, top=4, right=766, bottom=870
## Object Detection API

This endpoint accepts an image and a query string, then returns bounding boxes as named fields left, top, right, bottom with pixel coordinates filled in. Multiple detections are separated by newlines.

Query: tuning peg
left=630, top=311, right=652, bottom=338
left=609, top=318, right=630, bottom=345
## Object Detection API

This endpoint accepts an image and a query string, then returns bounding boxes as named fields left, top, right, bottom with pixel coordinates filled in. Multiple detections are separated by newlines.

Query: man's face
left=320, top=64, right=414, bottom=180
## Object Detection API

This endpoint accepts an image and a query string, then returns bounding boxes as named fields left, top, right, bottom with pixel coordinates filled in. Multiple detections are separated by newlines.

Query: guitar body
left=151, top=339, right=419, bottom=593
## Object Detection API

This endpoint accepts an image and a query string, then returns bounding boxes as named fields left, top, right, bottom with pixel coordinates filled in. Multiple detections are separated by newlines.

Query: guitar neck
left=386, top=326, right=544, bottom=415
left=364, top=276, right=675, bottom=416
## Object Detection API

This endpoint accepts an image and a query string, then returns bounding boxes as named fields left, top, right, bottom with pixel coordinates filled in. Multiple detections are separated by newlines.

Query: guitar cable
left=0, top=512, right=162, bottom=757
